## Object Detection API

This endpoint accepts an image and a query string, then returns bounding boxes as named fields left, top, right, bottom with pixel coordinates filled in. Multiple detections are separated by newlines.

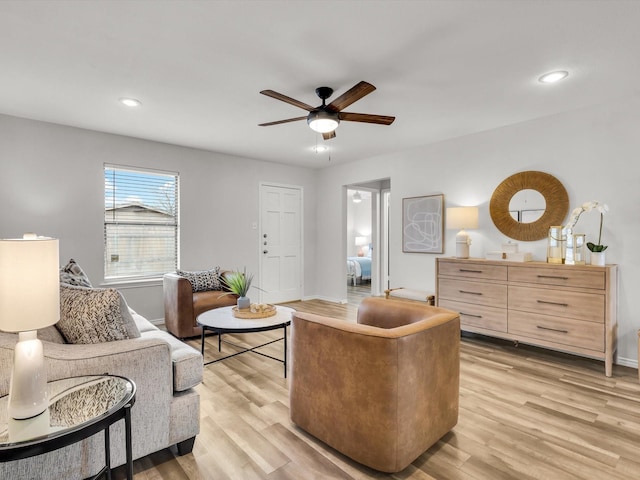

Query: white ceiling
left=1, top=1, right=639, bottom=168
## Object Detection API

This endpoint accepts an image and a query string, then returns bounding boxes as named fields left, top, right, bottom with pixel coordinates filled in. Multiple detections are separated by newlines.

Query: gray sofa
left=0, top=308, right=202, bottom=479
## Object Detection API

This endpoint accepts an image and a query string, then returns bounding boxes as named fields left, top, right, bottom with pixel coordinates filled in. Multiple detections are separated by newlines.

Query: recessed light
left=119, top=97, right=142, bottom=107
left=312, top=145, right=328, bottom=153
left=538, top=71, right=569, bottom=84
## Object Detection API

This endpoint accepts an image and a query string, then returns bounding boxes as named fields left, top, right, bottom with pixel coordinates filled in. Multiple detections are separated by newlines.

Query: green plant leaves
left=587, top=242, right=608, bottom=252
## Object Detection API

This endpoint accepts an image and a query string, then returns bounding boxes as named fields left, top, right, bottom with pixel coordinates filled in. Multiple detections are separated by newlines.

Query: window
left=104, top=165, right=179, bottom=281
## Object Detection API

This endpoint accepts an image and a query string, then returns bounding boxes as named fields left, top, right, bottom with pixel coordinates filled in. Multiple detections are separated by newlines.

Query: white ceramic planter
left=590, top=251, right=606, bottom=266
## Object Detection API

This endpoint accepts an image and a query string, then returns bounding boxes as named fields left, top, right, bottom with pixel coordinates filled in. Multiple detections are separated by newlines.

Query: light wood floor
left=114, top=296, right=640, bottom=479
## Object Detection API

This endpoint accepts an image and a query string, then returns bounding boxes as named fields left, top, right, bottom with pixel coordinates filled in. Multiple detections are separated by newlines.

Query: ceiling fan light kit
left=307, top=110, right=339, bottom=133
left=259, top=81, right=395, bottom=140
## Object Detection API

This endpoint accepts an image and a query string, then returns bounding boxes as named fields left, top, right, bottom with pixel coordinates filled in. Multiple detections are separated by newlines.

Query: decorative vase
left=547, top=226, right=565, bottom=264
left=590, top=251, right=606, bottom=266
left=565, top=231, right=586, bottom=265
left=237, top=296, right=250, bottom=310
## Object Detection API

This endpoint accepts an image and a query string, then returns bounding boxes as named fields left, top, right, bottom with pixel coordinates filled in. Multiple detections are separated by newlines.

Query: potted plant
left=221, top=267, right=256, bottom=310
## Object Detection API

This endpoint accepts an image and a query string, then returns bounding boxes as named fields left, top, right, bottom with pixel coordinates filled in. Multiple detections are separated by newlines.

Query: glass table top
left=0, top=375, right=134, bottom=448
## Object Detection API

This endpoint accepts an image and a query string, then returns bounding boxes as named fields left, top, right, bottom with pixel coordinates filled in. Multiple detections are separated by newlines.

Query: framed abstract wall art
left=402, top=194, right=444, bottom=253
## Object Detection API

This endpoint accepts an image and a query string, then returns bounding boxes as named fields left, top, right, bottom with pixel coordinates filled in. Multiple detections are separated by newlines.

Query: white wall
left=317, top=94, right=640, bottom=367
left=2, top=93, right=638, bottom=367
left=0, top=114, right=317, bottom=321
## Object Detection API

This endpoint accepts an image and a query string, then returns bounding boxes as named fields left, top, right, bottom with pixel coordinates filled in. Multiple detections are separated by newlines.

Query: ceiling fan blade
left=322, top=131, right=336, bottom=140
left=258, top=116, right=307, bottom=127
left=260, top=90, right=315, bottom=111
left=326, top=81, right=376, bottom=112
left=339, top=112, right=395, bottom=125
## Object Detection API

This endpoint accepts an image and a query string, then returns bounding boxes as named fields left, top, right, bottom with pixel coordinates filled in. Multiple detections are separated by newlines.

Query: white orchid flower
left=582, top=201, right=594, bottom=212
left=566, top=200, right=609, bottom=251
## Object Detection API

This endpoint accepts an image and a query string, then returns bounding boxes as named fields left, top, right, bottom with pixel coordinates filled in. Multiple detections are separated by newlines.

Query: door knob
left=263, top=233, right=268, bottom=238
left=263, top=250, right=268, bottom=254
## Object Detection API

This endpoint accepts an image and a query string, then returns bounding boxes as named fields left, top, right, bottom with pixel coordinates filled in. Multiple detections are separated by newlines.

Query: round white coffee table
left=196, top=305, right=295, bottom=378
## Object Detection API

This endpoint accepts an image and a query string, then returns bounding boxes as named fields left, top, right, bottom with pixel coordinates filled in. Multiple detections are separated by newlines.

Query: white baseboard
left=616, top=356, right=638, bottom=369
left=300, top=295, right=346, bottom=304
left=149, top=318, right=164, bottom=326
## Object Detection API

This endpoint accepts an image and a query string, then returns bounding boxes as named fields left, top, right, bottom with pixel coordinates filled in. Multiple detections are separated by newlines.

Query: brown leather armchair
left=290, top=297, right=460, bottom=473
left=163, top=272, right=237, bottom=338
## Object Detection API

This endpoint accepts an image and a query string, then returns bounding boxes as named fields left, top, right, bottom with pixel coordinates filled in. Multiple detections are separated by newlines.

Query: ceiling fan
left=258, top=81, right=395, bottom=140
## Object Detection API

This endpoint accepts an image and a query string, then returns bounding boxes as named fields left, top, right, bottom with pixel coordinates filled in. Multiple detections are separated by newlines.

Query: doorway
left=259, top=183, right=303, bottom=304
left=345, top=179, right=390, bottom=303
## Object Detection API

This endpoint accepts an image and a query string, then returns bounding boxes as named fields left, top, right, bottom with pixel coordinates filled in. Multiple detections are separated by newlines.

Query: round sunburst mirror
left=489, top=171, right=569, bottom=241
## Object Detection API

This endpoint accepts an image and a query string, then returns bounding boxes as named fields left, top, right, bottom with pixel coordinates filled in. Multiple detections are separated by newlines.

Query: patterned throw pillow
left=57, top=285, right=141, bottom=344
left=60, top=259, right=92, bottom=288
left=176, top=267, right=222, bottom=292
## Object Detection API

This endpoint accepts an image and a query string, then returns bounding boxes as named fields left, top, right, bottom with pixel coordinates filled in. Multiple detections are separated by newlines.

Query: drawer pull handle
left=460, top=312, right=482, bottom=319
left=537, top=275, right=569, bottom=280
left=459, top=290, right=483, bottom=296
left=536, top=325, right=569, bottom=334
left=537, top=300, right=569, bottom=307
left=459, top=269, right=483, bottom=273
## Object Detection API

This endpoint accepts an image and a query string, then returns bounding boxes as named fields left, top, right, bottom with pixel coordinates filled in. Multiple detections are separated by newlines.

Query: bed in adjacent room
left=347, top=255, right=372, bottom=286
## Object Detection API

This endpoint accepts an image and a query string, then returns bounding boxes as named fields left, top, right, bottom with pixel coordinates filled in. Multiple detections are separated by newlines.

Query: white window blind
left=104, top=165, right=179, bottom=280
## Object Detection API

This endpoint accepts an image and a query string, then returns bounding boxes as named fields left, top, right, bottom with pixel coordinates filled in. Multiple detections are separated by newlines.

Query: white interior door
left=259, top=184, right=302, bottom=304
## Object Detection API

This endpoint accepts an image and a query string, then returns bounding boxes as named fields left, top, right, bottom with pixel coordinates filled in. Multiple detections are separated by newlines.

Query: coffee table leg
left=201, top=328, right=206, bottom=356
left=218, top=332, right=222, bottom=352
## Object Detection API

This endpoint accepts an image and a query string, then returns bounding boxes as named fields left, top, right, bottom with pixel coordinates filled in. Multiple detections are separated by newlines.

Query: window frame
left=104, top=163, right=180, bottom=283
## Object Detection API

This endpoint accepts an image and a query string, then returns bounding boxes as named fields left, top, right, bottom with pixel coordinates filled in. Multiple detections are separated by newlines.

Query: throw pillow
left=60, top=258, right=92, bottom=288
left=176, top=267, right=222, bottom=292
left=57, top=285, right=141, bottom=344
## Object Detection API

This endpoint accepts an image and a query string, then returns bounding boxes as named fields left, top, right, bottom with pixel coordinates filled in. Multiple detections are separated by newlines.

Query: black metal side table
left=0, top=375, right=136, bottom=480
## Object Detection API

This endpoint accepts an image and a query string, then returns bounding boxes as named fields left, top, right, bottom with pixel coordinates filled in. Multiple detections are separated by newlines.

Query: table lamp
left=0, top=234, right=60, bottom=419
left=446, top=207, right=479, bottom=258
left=355, top=236, right=368, bottom=256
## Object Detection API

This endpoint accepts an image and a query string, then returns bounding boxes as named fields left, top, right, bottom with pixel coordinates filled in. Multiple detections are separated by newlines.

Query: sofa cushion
left=59, top=258, right=93, bottom=288
left=57, top=285, right=141, bottom=344
left=140, top=330, right=203, bottom=392
left=176, top=267, right=222, bottom=293
left=128, top=308, right=159, bottom=334
left=38, top=325, right=66, bottom=344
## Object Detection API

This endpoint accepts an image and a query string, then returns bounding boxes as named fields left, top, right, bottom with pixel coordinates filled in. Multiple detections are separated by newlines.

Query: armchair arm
left=163, top=273, right=196, bottom=337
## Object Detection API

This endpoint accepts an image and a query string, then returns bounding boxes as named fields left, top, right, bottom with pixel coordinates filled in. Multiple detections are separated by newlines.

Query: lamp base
left=455, top=230, right=471, bottom=259
left=9, top=331, right=48, bottom=420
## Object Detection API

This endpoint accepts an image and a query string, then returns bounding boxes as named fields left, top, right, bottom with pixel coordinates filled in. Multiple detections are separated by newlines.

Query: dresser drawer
left=508, top=285, right=604, bottom=323
left=439, top=299, right=507, bottom=333
left=509, top=310, right=604, bottom=352
left=508, top=266, right=605, bottom=290
left=438, top=278, right=508, bottom=308
left=438, top=261, right=507, bottom=281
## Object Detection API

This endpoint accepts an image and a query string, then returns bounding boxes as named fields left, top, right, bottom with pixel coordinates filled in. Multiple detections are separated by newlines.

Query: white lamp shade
left=0, top=236, right=60, bottom=332
left=355, top=236, right=368, bottom=246
left=446, top=207, right=479, bottom=230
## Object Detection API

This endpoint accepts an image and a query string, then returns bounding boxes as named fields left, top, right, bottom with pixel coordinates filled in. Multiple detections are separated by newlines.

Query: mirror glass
left=490, top=171, right=569, bottom=241
left=508, top=189, right=546, bottom=223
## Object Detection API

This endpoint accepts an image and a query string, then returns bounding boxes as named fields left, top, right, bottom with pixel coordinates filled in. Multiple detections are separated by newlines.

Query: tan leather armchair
left=163, top=272, right=237, bottom=338
left=290, top=297, right=460, bottom=473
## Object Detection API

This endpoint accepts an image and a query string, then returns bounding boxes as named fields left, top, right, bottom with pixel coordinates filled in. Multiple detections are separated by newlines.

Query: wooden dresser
left=436, top=257, right=618, bottom=376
